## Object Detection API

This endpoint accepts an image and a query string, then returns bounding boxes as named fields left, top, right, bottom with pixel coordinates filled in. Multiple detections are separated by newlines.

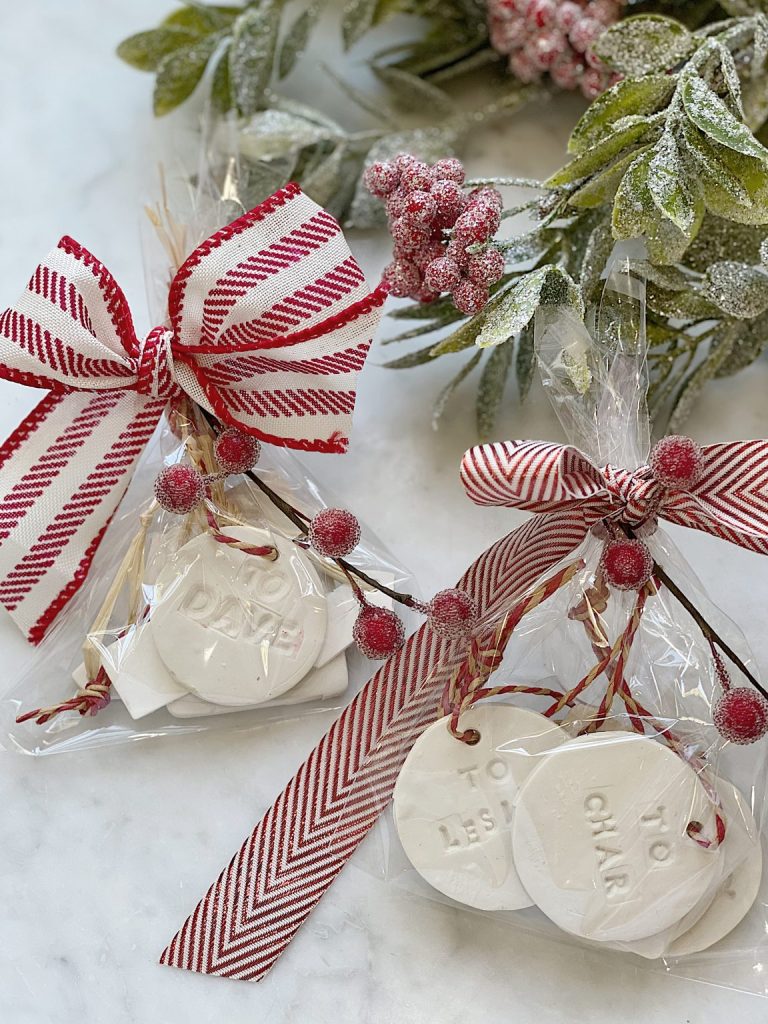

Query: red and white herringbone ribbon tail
left=168, top=183, right=388, bottom=455
left=160, top=508, right=589, bottom=981
left=0, top=238, right=168, bottom=643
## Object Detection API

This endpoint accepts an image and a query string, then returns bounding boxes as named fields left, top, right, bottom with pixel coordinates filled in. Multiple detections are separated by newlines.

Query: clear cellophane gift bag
left=0, top=138, right=412, bottom=756
left=353, top=242, right=768, bottom=994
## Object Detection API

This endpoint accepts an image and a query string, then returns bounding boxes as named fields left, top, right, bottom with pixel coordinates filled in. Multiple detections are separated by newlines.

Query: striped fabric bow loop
left=460, top=439, right=768, bottom=555
left=0, top=183, right=386, bottom=643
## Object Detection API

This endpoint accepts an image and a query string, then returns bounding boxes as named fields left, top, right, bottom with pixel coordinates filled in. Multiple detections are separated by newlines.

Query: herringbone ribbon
left=0, top=183, right=386, bottom=642
left=162, top=430, right=768, bottom=982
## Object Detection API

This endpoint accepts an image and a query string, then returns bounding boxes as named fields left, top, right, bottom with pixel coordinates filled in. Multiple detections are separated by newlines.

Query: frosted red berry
left=453, top=280, right=490, bottom=316
left=569, top=16, right=603, bottom=52
left=416, top=241, right=449, bottom=272
left=649, top=435, right=704, bottom=490
left=467, top=248, right=505, bottom=286
left=432, top=158, right=465, bottom=184
left=363, top=161, right=400, bottom=197
left=386, top=189, right=408, bottom=221
left=713, top=688, right=768, bottom=745
left=525, top=0, right=556, bottom=27
left=353, top=605, right=406, bottom=660
left=154, top=464, right=205, bottom=515
left=581, top=66, right=606, bottom=99
left=398, top=160, right=434, bottom=192
left=404, top=190, right=437, bottom=225
left=431, top=179, right=465, bottom=226
left=309, top=508, right=361, bottom=558
left=425, top=256, right=462, bottom=293
left=556, top=1, right=582, bottom=30
left=428, top=588, right=478, bottom=639
left=391, top=216, right=431, bottom=252
left=601, top=538, right=653, bottom=591
left=214, top=428, right=261, bottom=475
left=383, top=260, right=421, bottom=298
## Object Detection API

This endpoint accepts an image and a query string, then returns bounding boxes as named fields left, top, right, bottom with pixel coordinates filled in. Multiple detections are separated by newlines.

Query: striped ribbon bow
left=0, top=183, right=386, bottom=643
left=461, top=439, right=768, bottom=554
left=160, top=432, right=768, bottom=982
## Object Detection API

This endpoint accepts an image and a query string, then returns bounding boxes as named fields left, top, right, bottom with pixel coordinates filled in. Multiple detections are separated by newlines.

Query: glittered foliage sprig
left=376, top=12, right=768, bottom=437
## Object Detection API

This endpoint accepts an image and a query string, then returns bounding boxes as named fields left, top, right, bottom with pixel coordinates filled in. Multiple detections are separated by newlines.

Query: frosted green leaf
left=570, top=147, right=650, bottom=210
left=516, top=324, right=536, bottom=402
left=342, top=0, right=379, bottom=49
left=715, top=42, right=744, bottom=117
left=477, top=344, right=513, bottom=440
left=715, top=320, right=767, bottom=376
left=643, top=264, right=690, bottom=291
left=430, top=310, right=490, bottom=355
left=699, top=147, right=768, bottom=224
left=432, top=351, right=483, bottom=430
left=117, top=28, right=202, bottom=71
left=373, top=67, right=455, bottom=116
left=163, top=5, right=239, bottom=32
left=476, top=267, right=582, bottom=349
left=561, top=350, right=592, bottom=395
left=761, top=237, right=768, bottom=264
left=239, top=111, right=337, bottom=161
left=568, top=75, right=676, bottom=155
left=301, top=145, right=351, bottom=210
left=580, top=220, right=615, bottom=304
left=704, top=261, right=768, bottom=317
left=153, top=35, right=220, bottom=115
left=210, top=42, right=233, bottom=113
left=547, top=118, right=655, bottom=188
left=646, top=284, right=721, bottom=320
left=680, top=122, right=753, bottom=208
left=385, top=344, right=443, bottom=369
left=686, top=216, right=767, bottom=271
left=594, top=15, right=695, bottom=77
left=279, top=5, right=321, bottom=79
left=681, top=73, right=768, bottom=162
left=668, top=326, right=739, bottom=433
left=229, top=3, right=281, bottom=117
left=648, top=133, right=701, bottom=233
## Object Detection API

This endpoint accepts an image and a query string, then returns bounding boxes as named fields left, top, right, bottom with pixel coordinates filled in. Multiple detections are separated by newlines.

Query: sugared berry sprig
left=365, top=155, right=506, bottom=316
left=186, top=411, right=479, bottom=660
left=487, top=0, right=624, bottom=99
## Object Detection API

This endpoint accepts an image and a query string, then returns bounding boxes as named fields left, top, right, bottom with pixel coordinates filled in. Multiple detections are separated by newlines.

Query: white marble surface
left=3, top=3, right=768, bottom=1021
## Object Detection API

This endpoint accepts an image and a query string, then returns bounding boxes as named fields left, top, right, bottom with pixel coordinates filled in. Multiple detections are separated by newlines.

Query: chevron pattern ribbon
left=0, top=183, right=386, bottom=643
left=161, top=429, right=768, bottom=983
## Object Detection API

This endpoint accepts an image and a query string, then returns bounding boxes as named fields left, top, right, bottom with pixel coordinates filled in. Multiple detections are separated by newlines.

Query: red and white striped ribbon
left=0, top=183, right=386, bottom=642
left=161, top=432, right=768, bottom=982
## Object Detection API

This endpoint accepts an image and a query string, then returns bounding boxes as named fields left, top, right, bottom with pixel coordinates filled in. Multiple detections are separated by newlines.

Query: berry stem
left=197, top=411, right=420, bottom=609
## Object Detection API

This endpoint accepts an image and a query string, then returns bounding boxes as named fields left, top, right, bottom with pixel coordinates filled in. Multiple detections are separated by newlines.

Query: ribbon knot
left=0, top=184, right=386, bottom=643
left=135, top=327, right=178, bottom=399
left=461, top=439, right=768, bottom=556
left=601, top=464, right=661, bottom=526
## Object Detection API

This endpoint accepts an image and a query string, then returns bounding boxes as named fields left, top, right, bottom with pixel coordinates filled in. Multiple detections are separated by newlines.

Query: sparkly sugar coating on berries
left=309, top=508, right=361, bottom=558
left=601, top=538, right=653, bottom=591
left=364, top=153, right=504, bottom=316
left=214, top=429, right=262, bottom=475
left=154, top=464, right=205, bottom=515
left=713, top=688, right=768, bottom=744
left=427, top=588, right=478, bottom=639
left=353, top=605, right=406, bottom=659
left=487, top=0, right=624, bottom=98
left=649, top=435, right=704, bottom=490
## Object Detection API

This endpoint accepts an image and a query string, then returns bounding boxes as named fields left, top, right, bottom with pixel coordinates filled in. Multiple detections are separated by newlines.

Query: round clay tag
left=512, top=732, right=721, bottom=942
left=664, top=778, right=762, bottom=958
left=393, top=704, right=569, bottom=911
left=150, top=526, right=327, bottom=706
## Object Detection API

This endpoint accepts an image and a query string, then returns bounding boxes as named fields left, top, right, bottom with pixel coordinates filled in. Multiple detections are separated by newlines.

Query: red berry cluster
left=308, top=508, right=478, bottom=658
left=364, top=154, right=505, bottom=315
left=601, top=538, right=653, bottom=591
left=153, top=429, right=262, bottom=515
left=487, top=0, right=624, bottom=99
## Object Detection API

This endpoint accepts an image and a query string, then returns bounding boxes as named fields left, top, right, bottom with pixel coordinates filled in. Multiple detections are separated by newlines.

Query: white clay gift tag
left=393, top=704, right=569, bottom=911
left=150, top=526, right=327, bottom=706
left=662, top=778, right=762, bottom=958
left=512, top=732, right=721, bottom=943
left=166, top=653, right=349, bottom=717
